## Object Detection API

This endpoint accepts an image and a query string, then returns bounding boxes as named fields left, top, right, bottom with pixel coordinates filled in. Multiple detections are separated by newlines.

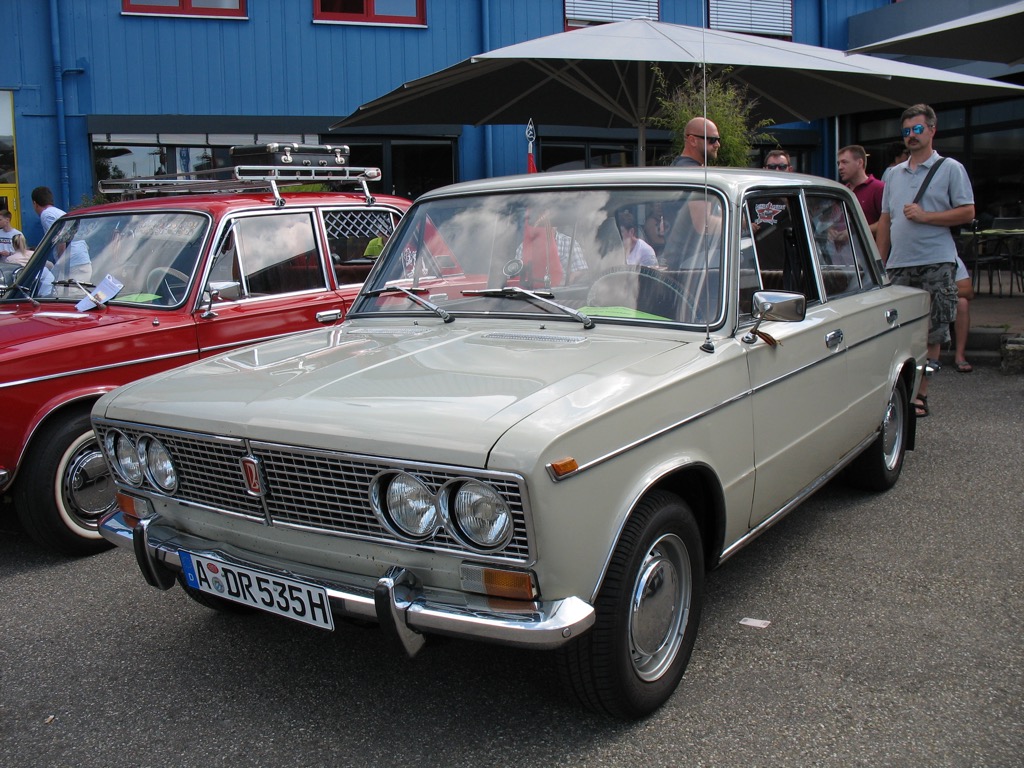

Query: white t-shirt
left=0, top=226, right=22, bottom=256
left=955, top=255, right=968, bottom=283
left=626, top=238, right=658, bottom=267
left=40, top=205, right=66, bottom=234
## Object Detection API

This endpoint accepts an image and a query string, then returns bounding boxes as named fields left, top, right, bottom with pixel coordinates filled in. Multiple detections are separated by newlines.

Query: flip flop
left=913, top=395, right=929, bottom=418
left=955, top=360, right=973, bottom=373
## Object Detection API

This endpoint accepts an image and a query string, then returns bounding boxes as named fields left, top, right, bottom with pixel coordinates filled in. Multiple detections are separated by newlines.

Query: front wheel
left=556, top=491, right=705, bottom=719
left=14, top=409, right=115, bottom=556
left=847, top=378, right=909, bottom=492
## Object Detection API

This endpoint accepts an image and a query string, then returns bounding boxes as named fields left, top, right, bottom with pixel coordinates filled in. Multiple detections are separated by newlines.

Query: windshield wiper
left=11, top=284, right=41, bottom=306
left=363, top=285, right=453, bottom=323
left=51, top=279, right=96, bottom=294
left=463, top=286, right=594, bottom=329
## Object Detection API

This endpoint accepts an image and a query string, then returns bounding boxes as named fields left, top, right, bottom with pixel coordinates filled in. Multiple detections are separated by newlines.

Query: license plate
left=179, top=552, right=334, bottom=631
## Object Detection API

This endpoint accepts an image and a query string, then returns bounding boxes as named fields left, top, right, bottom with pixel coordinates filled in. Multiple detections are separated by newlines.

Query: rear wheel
left=15, top=409, right=115, bottom=556
left=556, top=491, right=704, bottom=719
left=848, top=378, right=909, bottom=492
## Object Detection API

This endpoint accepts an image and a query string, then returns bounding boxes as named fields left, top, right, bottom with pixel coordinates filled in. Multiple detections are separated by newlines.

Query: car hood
left=97, top=320, right=705, bottom=466
left=0, top=303, right=176, bottom=384
left=0, top=303, right=150, bottom=350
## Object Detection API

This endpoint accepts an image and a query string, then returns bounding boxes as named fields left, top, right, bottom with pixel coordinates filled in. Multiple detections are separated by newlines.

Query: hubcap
left=61, top=437, right=116, bottom=530
left=629, top=533, right=691, bottom=682
left=881, top=390, right=904, bottom=471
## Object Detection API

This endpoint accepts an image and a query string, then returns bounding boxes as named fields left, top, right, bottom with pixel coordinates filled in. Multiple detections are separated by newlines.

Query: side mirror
left=743, top=290, right=806, bottom=344
left=752, top=290, right=806, bottom=322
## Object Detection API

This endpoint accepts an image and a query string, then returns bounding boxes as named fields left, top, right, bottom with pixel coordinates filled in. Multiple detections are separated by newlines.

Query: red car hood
left=0, top=304, right=148, bottom=350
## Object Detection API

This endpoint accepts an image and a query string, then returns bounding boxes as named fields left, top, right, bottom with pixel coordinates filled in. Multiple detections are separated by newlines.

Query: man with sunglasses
left=875, top=103, right=975, bottom=418
left=763, top=149, right=793, bottom=172
left=671, top=117, right=721, bottom=167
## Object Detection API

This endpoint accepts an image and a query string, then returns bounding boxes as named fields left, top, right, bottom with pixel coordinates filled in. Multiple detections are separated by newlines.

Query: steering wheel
left=146, top=267, right=190, bottom=304
left=586, top=266, right=696, bottom=322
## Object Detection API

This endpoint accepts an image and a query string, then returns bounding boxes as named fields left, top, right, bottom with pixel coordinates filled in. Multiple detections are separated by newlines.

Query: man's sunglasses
left=766, top=163, right=789, bottom=170
left=901, top=124, right=928, bottom=137
left=687, top=134, right=722, bottom=144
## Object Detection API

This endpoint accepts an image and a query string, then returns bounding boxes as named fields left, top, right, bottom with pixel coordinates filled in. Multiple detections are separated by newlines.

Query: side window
left=743, top=194, right=820, bottom=306
left=209, top=213, right=324, bottom=299
left=323, top=208, right=400, bottom=286
left=805, top=195, right=881, bottom=298
left=849, top=214, right=881, bottom=292
left=323, top=208, right=398, bottom=264
left=738, top=206, right=760, bottom=317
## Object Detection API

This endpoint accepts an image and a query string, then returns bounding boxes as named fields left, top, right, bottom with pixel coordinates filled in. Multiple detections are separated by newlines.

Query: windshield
left=2, top=211, right=209, bottom=307
left=352, top=187, right=726, bottom=327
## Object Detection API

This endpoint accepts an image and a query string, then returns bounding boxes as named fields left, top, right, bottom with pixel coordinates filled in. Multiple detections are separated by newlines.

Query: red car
left=0, top=163, right=410, bottom=554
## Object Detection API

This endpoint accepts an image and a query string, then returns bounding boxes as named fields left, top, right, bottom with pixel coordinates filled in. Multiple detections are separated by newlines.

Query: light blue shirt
left=40, top=205, right=66, bottom=234
left=880, top=151, right=973, bottom=268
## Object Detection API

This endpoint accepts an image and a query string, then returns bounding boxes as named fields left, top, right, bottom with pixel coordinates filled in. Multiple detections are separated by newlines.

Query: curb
left=940, top=329, right=1024, bottom=372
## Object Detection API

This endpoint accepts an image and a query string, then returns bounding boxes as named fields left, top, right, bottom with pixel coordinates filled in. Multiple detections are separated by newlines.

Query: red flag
left=526, top=119, right=538, bottom=173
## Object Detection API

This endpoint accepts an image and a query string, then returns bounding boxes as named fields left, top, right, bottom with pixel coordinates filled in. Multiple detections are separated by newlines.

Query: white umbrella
left=334, top=19, right=1024, bottom=162
left=847, top=3, right=1024, bottom=65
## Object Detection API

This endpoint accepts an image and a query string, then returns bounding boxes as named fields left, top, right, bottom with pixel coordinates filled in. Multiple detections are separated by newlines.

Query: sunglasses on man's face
left=766, top=163, right=789, bottom=170
left=901, top=124, right=927, bottom=137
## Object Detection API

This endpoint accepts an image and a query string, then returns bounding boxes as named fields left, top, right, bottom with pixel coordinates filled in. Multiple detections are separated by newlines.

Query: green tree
left=652, top=65, right=773, bottom=167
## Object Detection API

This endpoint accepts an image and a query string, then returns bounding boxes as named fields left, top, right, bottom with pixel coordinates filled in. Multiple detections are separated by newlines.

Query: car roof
left=416, top=167, right=854, bottom=202
left=70, top=191, right=412, bottom=217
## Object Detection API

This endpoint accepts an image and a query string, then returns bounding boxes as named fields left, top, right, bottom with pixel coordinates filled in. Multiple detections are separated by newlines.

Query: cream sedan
left=94, top=168, right=928, bottom=718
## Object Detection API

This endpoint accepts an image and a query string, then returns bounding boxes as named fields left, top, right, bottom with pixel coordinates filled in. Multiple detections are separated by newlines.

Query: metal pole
left=48, top=0, right=70, bottom=210
left=637, top=64, right=646, bottom=167
left=481, top=0, right=493, bottom=178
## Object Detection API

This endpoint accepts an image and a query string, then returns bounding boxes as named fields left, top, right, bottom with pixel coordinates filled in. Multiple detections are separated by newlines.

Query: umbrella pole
left=637, top=64, right=647, bottom=167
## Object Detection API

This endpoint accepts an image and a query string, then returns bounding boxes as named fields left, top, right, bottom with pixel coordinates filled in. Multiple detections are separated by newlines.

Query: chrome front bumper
left=100, top=510, right=594, bottom=654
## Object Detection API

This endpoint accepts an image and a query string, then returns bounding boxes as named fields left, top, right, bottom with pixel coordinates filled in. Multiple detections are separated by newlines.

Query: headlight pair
left=103, top=430, right=178, bottom=494
left=371, top=472, right=513, bottom=552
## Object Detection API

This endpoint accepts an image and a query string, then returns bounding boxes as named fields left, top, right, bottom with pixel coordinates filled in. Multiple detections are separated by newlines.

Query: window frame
left=565, top=0, right=659, bottom=27
left=313, top=0, right=426, bottom=26
left=709, top=0, right=792, bottom=40
left=121, top=1, right=247, bottom=19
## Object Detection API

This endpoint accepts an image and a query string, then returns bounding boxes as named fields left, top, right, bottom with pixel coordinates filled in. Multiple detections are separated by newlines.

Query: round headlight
left=448, top=480, right=512, bottom=550
left=139, top=435, right=177, bottom=493
left=374, top=472, right=437, bottom=540
left=110, top=431, right=143, bottom=486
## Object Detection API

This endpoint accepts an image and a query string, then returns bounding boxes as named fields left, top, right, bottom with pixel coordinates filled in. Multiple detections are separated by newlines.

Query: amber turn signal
left=548, top=457, right=579, bottom=477
left=116, top=491, right=153, bottom=528
left=460, top=564, right=537, bottom=600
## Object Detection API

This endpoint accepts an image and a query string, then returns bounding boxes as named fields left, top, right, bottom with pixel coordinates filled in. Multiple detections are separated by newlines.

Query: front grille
left=96, top=421, right=532, bottom=564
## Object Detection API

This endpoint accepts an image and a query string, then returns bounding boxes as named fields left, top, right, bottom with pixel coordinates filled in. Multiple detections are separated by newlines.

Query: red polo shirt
left=851, top=174, right=884, bottom=225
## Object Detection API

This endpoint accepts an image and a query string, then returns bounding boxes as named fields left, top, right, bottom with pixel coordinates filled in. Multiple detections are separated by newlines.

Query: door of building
left=1, top=91, right=20, bottom=230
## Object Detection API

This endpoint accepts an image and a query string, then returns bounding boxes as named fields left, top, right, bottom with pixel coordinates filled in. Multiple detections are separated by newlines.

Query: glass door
left=0, top=91, right=19, bottom=230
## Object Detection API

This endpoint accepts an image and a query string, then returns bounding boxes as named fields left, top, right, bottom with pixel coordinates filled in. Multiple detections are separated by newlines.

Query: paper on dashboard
left=76, top=274, right=124, bottom=311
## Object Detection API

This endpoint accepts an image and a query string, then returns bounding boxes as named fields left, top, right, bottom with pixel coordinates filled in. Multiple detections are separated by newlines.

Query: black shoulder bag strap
left=913, top=157, right=946, bottom=205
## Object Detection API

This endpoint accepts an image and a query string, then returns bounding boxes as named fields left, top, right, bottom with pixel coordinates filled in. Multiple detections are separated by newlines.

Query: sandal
left=955, top=360, right=973, bottom=373
left=913, top=395, right=929, bottom=418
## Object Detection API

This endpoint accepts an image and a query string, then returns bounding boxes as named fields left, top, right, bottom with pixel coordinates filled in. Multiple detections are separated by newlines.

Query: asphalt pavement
left=1, top=366, right=1021, bottom=767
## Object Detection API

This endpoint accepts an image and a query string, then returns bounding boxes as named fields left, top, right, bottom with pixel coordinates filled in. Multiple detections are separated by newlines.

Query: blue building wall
left=3, top=0, right=895, bottom=243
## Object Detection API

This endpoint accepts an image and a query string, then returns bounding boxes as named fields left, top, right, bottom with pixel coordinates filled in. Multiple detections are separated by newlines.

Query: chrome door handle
left=886, top=309, right=898, bottom=324
left=316, top=309, right=343, bottom=323
left=825, top=329, right=844, bottom=349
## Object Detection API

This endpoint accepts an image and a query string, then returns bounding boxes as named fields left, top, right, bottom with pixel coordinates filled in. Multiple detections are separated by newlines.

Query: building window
left=565, top=1, right=659, bottom=27
left=315, top=0, right=426, bottom=25
left=122, top=0, right=246, bottom=18
left=709, top=0, right=792, bottom=38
